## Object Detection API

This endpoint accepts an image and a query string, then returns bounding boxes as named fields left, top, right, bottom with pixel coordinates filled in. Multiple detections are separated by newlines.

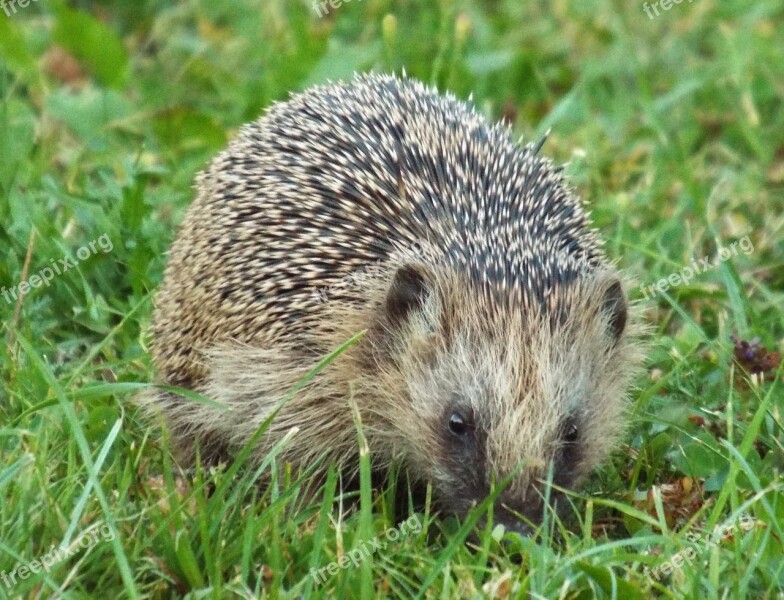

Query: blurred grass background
left=0, top=0, right=782, bottom=598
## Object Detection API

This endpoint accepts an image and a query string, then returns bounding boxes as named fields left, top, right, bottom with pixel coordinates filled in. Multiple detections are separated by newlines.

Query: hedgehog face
left=376, top=262, right=638, bottom=535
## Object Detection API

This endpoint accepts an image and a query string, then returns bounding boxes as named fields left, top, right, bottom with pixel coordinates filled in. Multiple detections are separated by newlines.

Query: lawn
left=0, top=0, right=782, bottom=598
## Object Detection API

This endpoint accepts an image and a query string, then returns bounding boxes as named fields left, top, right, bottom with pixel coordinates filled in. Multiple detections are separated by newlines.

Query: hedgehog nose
left=498, top=519, right=532, bottom=539
left=492, top=500, right=542, bottom=537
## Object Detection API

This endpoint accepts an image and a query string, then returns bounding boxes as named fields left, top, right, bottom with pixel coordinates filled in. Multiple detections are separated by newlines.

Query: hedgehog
left=143, top=73, right=642, bottom=534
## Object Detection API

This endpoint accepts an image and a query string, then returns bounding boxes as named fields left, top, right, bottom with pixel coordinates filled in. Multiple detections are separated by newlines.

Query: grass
left=1, top=0, right=782, bottom=598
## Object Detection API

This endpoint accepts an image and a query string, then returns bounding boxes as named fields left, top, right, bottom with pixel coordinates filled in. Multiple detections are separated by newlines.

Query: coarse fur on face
left=356, top=257, right=641, bottom=533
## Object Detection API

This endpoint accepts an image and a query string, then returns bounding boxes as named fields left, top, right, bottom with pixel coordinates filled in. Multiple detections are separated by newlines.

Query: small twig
left=7, top=228, right=37, bottom=350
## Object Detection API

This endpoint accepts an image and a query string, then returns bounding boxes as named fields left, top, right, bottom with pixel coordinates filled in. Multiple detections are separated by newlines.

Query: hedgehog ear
left=386, top=265, right=429, bottom=325
left=602, top=280, right=627, bottom=342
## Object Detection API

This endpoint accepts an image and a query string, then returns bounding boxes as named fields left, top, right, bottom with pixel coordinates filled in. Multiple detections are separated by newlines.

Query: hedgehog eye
left=448, top=412, right=469, bottom=436
left=564, top=423, right=579, bottom=443
left=559, top=416, right=579, bottom=445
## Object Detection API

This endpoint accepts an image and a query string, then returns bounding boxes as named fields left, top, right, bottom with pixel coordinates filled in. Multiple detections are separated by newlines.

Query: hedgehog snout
left=461, top=487, right=552, bottom=537
left=491, top=482, right=569, bottom=536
